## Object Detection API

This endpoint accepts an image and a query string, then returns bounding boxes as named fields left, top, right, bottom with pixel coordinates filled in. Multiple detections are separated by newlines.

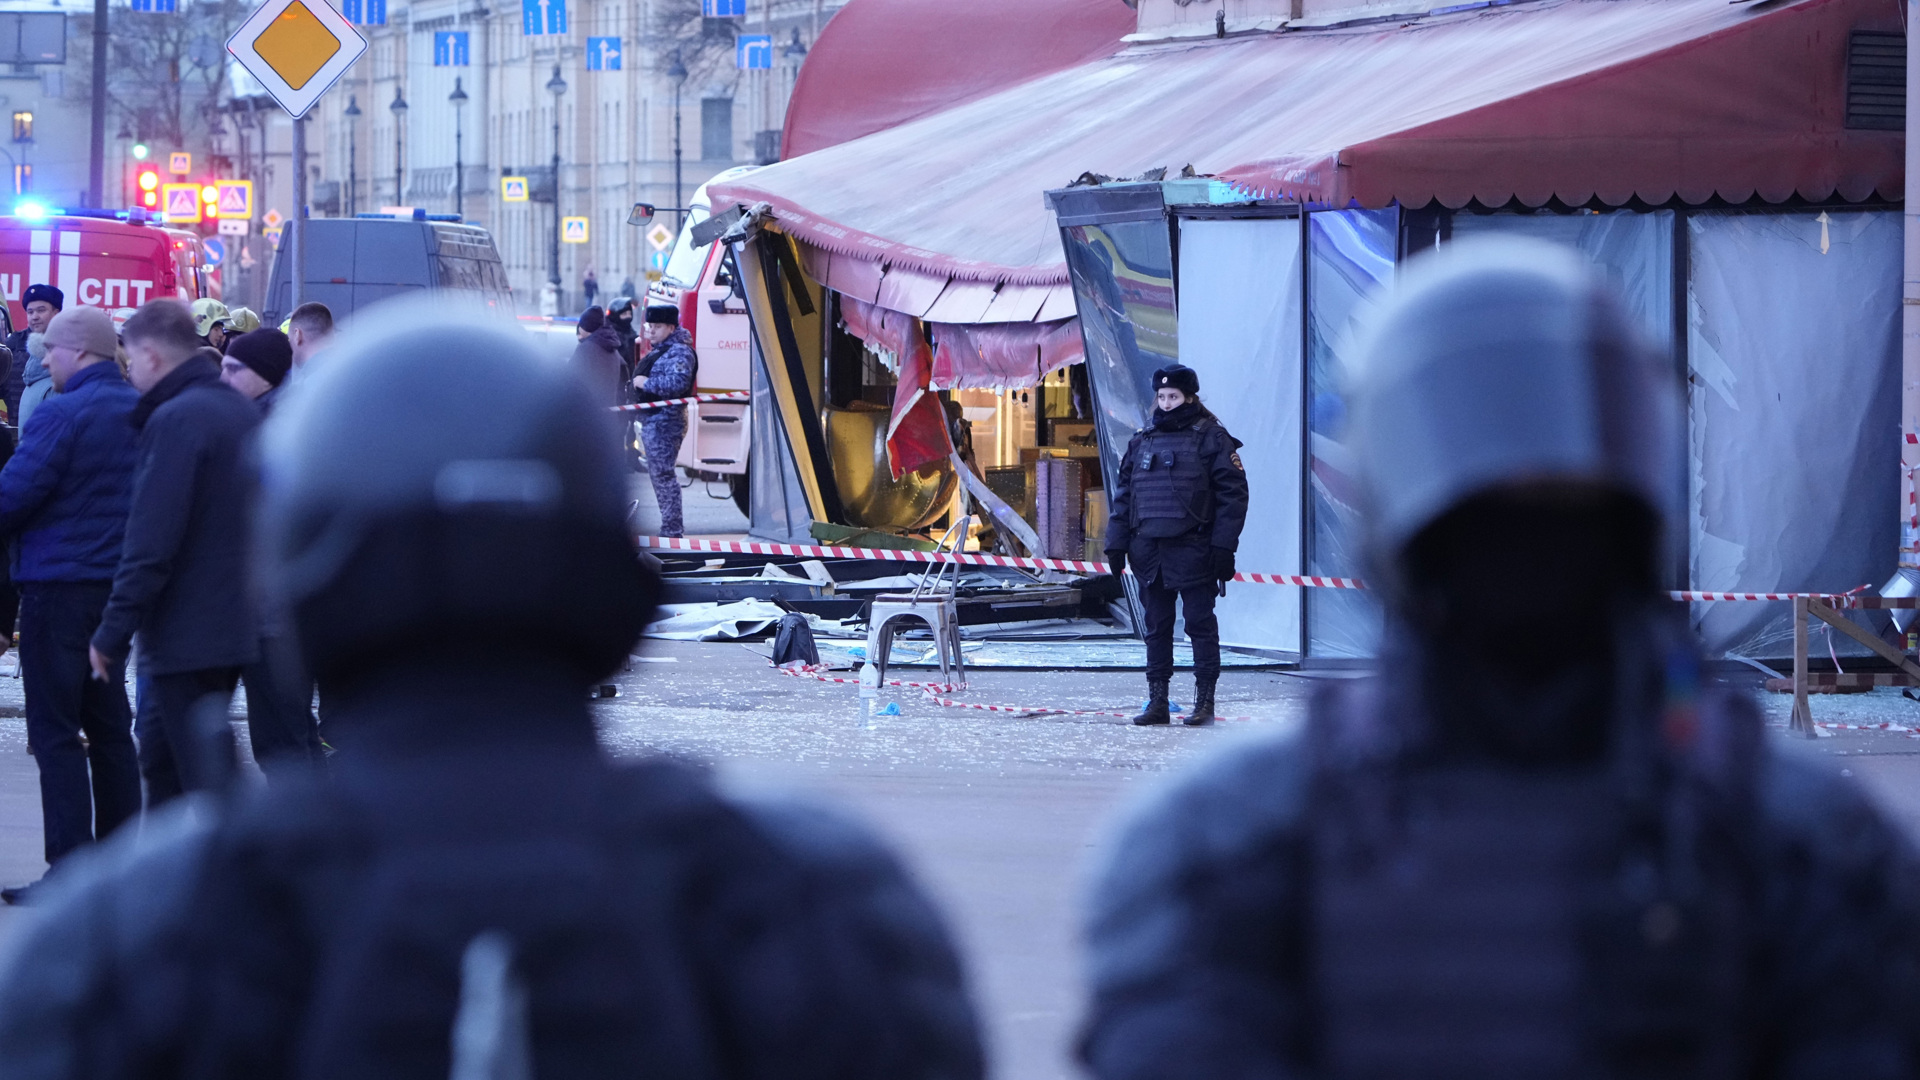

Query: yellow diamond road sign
left=228, top=0, right=367, bottom=119
left=647, top=222, right=674, bottom=251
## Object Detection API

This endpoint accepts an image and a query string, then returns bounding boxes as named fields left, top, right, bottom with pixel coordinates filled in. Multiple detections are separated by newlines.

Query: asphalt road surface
left=0, top=641, right=1915, bottom=1080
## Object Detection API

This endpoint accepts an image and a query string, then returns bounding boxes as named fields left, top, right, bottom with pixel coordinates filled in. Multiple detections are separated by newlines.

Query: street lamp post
left=546, top=63, right=566, bottom=314
left=667, top=50, right=686, bottom=229
left=344, top=95, right=361, bottom=216
left=389, top=86, right=407, bottom=205
left=449, top=77, right=468, bottom=218
left=115, top=123, right=131, bottom=208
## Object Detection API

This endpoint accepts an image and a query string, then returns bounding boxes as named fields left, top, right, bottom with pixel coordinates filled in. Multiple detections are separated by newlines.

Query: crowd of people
left=0, top=246, right=1911, bottom=1077
left=0, top=288, right=333, bottom=903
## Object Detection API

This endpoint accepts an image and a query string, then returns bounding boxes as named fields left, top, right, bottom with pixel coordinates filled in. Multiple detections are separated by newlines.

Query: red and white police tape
left=637, top=535, right=1883, bottom=604
left=611, top=391, right=750, bottom=413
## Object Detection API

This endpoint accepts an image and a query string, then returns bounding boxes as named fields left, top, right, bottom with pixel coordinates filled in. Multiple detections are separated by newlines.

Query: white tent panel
left=1176, top=216, right=1305, bottom=654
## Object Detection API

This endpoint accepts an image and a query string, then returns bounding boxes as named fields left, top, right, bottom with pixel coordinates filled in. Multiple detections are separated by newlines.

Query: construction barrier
left=611, top=391, right=750, bottom=413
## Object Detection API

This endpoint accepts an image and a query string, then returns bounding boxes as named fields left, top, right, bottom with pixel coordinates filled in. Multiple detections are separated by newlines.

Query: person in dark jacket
left=607, top=295, right=639, bottom=376
left=89, top=299, right=262, bottom=803
left=569, top=305, right=624, bottom=406
left=1104, top=365, right=1248, bottom=727
left=218, top=328, right=318, bottom=770
left=633, top=304, right=696, bottom=537
left=0, top=302, right=984, bottom=1080
left=1080, top=239, right=1920, bottom=1080
left=0, top=307, right=141, bottom=904
left=218, top=327, right=293, bottom=414
left=5, top=283, right=59, bottom=423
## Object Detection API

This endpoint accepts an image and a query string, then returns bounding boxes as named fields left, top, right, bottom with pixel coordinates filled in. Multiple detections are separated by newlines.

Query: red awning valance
left=717, top=0, right=1900, bottom=291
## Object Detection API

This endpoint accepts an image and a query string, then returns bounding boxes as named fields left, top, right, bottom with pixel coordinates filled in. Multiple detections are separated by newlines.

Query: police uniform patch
left=1230, top=451, right=1244, bottom=471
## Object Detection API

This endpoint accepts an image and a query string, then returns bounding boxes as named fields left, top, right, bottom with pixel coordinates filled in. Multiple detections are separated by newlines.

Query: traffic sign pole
left=292, top=116, right=305, bottom=310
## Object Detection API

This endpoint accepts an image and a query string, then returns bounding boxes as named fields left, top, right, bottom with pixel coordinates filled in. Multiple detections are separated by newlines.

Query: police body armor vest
left=1303, top=675, right=1758, bottom=1079
left=1129, top=424, right=1214, bottom=538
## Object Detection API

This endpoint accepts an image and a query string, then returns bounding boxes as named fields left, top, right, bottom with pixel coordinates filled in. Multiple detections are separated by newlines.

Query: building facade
left=309, top=0, right=841, bottom=314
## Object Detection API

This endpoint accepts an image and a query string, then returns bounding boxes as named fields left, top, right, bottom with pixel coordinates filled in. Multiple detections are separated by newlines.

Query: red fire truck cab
left=0, top=208, right=208, bottom=332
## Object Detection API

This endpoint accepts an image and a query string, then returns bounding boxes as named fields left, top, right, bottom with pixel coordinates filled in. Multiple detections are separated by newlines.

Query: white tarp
left=1685, top=209, right=1901, bottom=657
left=1176, top=216, right=1306, bottom=654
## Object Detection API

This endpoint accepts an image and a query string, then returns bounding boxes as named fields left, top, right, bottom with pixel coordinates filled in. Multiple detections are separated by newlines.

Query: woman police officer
left=1105, top=364, right=1249, bottom=726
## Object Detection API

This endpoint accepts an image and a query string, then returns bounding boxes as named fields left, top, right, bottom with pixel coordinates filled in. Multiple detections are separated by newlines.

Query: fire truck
left=0, top=205, right=208, bottom=331
left=640, top=165, right=759, bottom=513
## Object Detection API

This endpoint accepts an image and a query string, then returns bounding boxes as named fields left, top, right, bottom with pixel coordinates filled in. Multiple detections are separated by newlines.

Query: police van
left=262, top=212, right=512, bottom=325
left=0, top=205, right=209, bottom=329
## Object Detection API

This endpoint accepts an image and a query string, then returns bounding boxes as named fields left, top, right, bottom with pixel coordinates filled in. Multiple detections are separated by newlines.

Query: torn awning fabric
left=711, top=0, right=1899, bottom=293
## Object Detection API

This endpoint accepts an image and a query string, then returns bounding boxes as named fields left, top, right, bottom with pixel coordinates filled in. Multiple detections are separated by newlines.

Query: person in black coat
left=569, top=305, right=625, bottom=407
left=1104, top=365, right=1248, bottom=727
left=89, top=299, right=262, bottom=803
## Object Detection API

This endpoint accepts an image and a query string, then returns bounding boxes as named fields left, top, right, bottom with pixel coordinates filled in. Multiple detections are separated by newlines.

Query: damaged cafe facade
left=698, top=0, right=1908, bottom=663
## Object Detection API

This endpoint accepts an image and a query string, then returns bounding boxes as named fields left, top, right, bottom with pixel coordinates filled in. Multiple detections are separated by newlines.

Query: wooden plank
left=1791, top=597, right=1813, bottom=737
left=1807, top=599, right=1920, bottom=682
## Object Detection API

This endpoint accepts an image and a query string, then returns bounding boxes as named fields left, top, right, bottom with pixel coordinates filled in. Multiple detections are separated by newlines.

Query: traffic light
left=137, top=166, right=159, bottom=210
left=201, top=182, right=219, bottom=219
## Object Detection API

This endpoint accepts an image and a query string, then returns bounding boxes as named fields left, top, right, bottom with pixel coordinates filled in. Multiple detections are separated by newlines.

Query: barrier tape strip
left=611, top=391, right=750, bottom=413
left=642, top=536, right=1885, bottom=604
left=774, top=664, right=1251, bottom=721
left=637, top=535, right=1366, bottom=587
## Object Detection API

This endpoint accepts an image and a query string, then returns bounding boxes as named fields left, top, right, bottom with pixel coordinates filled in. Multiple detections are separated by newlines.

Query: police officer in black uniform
left=1105, top=364, right=1248, bottom=727
left=0, top=300, right=983, bottom=1080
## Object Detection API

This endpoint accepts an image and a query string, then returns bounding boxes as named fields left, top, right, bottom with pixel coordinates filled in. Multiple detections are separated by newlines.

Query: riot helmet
left=1349, top=237, right=1679, bottom=602
left=1348, top=238, right=1681, bottom=762
left=254, top=298, right=659, bottom=687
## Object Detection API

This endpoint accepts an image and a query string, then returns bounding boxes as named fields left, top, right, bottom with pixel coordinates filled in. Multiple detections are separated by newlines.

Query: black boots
left=1184, top=678, right=1217, bottom=727
left=1132, top=678, right=1171, bottom=726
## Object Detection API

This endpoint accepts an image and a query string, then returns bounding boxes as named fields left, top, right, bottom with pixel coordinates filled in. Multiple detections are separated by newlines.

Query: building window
left=701, top=97, right=732, bottom=162
left=14, top=164, right=29, bottom=193
left=11, top=111, right=30, bottom=143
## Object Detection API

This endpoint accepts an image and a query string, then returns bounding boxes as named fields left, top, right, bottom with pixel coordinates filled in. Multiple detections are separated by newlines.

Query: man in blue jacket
left=0, top=306, right=141, bottom=904
left=90, top=300, right=261, bottom=803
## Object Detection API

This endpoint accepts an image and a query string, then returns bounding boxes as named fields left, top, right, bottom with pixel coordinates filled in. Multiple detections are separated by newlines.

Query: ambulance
left=0, top=205, right=208, bottom=331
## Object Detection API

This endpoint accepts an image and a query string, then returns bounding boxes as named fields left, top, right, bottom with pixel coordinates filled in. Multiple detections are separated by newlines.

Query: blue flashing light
left=12, top=200, right=51, bottom=221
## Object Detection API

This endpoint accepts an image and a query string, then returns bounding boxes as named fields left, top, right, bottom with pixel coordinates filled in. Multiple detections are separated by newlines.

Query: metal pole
left=348, top=132, right=356, bottom=216
left=292, top=115, right=306, bottom=311
left=672, top=79, right=683, bottom=229
left=1905, top=0, right=1920, bottom=576
left=88, top=0, right=107, bottom=206
left=393, top=119, right=403, bottom=203
left=454, top=109, right=462, bottom=219
left=550, top=102, right=561, bottom=311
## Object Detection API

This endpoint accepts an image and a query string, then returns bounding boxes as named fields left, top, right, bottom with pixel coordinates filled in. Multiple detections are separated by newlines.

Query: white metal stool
left=866, top=516, right=972, bottom=689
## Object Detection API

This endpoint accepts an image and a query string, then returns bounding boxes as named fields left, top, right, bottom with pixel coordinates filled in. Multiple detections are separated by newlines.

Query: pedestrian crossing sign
left=162, top=182, right=201, bottom=224
left=168, top=151, right=191, bottom=175
left=500, top=176, right=529, bottom=202
left=263, top=224, right=284, bottom=248
left=215, top=179, right=253, bottom=218
left=561, top=216, right=589, bottom=244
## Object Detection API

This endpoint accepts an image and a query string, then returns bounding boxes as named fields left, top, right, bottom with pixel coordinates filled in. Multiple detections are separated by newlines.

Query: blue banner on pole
left=433, top=31, right=470, bottom=66
left=586, top=36, right=620, bottom=71
left=129, top=0, right=178, bottom=12
left=521, top=0, right=567, bottom=35
left=340, top=0, right=386, bottom=24
left=736, top=34, right=771, bottom=70
left=702, top=0, right=745, bottom=15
